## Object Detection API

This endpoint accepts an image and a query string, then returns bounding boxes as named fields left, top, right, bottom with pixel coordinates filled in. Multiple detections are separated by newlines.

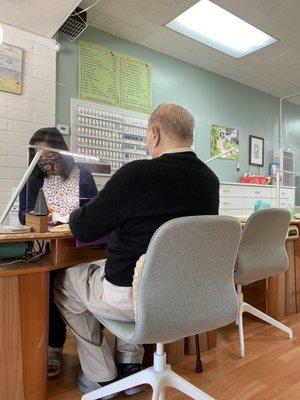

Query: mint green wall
left=56, top=27, right=300, bottom=182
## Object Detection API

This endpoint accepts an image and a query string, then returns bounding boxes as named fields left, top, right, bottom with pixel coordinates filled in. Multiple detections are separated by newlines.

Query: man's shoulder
left=202, top=163, right=220, bottom=185
left=117, top=159, right=153, bottom=175
left=108, top=160, right=153, bottom=186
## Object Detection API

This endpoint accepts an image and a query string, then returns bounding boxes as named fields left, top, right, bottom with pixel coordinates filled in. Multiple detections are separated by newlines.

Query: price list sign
left=79, top=41, right=152, bottom=114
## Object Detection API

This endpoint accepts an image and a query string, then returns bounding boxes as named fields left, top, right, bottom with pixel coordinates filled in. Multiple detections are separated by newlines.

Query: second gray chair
left=82, top=216, right=241, bottom=400
left=235, top=208, right=293, bottom=358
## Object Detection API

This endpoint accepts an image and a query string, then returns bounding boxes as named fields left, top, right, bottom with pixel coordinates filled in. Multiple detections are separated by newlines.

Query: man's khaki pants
left=54, top=260, right=144, bottom=383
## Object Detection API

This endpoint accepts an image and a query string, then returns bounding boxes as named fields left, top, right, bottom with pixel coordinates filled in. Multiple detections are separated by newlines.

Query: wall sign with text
left=79, top=41, right=152, bottom=114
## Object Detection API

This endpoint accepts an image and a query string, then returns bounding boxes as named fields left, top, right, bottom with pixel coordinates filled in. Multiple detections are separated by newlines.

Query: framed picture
left=211, top=124, right=239, bottom=160
left=249, top=135, right=264, bottom=167
left=0, top=43, right=23, bottom=95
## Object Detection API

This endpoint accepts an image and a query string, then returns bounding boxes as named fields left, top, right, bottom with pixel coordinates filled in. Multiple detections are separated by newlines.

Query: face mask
left=38, top=159, right=61, bottom=175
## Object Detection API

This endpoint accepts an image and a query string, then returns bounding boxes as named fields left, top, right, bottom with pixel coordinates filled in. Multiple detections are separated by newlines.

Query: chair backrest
left=132, top=215, right=241, bottom=344
left=235, top=208, right=290, bottom=286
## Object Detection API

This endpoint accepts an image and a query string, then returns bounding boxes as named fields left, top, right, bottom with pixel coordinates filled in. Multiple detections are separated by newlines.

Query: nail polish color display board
left=71, top=99, right=149, bottom=175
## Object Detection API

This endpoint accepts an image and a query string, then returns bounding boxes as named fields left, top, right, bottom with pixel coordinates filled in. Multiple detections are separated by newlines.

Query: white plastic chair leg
left=81, top=365, right=215, bottom=400
left=151, top=380, right=165, bottom=400
left=238, top=307, right=245, bottom=358
left=243, top=302, right=293, bottom=338
left=151, top=391, right=160, bottom=400
left=166, top=370, right=214, bottom=400
left=82, top=342, right=215, bottom=400
left=152, top=389, right=162, bottom=400
left=81, top=369, right=148, bottom=400
left=158, top=388, right=165, bottom=400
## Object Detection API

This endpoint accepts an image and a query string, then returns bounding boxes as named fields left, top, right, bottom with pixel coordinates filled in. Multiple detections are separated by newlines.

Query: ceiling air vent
left=58, top=7, right=87, bottom=43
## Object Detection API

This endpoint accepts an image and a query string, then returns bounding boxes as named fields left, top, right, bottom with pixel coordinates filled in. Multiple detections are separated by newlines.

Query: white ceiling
left=0, top=0, right=81, bottom=37
left=80, top=0, right=300, bottom=105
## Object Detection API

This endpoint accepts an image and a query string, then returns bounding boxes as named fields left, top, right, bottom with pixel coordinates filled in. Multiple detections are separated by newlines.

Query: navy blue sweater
left=19, top=166, right=97, bottom=225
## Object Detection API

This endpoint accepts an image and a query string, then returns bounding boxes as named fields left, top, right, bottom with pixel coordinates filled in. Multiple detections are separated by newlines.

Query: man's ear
left=152, top=126, right=161, bottom=147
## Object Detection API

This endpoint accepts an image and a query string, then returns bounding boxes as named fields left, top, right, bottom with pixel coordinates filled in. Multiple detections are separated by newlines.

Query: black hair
left=29, top=127, right=75, bottom=180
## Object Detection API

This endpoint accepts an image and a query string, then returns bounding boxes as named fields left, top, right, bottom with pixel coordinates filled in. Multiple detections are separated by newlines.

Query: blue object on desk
left=254, top=200, right=271, bottom=211
left=0, top=243, right=27, bottom=260
left=269, top=162, right=279, bottom=176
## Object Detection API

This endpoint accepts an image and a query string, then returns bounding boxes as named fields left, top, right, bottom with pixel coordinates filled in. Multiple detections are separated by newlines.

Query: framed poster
left=0, top=43, right=23, bottom=95
left=249, top=135, right=264, bottom=167
left=211, top=123, right=239, bottom=160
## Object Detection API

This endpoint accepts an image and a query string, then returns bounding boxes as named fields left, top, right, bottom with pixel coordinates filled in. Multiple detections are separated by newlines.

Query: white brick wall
left=0, top=23, right=56, bottom=215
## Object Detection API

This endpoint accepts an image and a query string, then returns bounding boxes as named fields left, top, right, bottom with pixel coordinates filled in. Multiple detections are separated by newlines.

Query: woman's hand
left=48, top=205, right=57, bottom=214
left=48, top=205, right=58, bottom=220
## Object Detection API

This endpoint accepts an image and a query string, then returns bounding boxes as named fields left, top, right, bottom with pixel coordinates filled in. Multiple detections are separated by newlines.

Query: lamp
left=0, top=146, right=108, bottom=227
left=205, top=147, right=237, bottom=163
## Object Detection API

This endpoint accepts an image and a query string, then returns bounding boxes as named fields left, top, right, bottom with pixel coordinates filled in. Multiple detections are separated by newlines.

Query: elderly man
left=54, top=103, right=219, bottom=395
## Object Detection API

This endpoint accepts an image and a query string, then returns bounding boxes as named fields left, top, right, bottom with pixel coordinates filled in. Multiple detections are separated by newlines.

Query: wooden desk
left=0, top=227, right=106, bottom=400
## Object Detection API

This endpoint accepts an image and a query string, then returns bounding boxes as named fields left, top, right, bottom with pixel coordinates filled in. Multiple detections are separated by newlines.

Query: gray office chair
left=82, top=216, right=241, bottom=400
left=235, top=208, right=293, bottom=358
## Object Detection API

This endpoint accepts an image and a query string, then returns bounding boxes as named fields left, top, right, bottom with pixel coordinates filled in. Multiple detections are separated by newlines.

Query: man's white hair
left=149, top=103, right=194, bottom=143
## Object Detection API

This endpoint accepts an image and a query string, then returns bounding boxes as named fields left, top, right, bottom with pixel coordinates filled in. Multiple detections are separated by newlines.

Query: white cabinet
left=219, top=197, right=243, bottom=210
left=271, top=188, right=295, bottom=199
left=280, top=188, right=295, bottom=199
left=219, top=182, right=295, bottom=216
left=243, top=186, right=273, bottom=198
left=220, top=185, right=243, bottom=198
